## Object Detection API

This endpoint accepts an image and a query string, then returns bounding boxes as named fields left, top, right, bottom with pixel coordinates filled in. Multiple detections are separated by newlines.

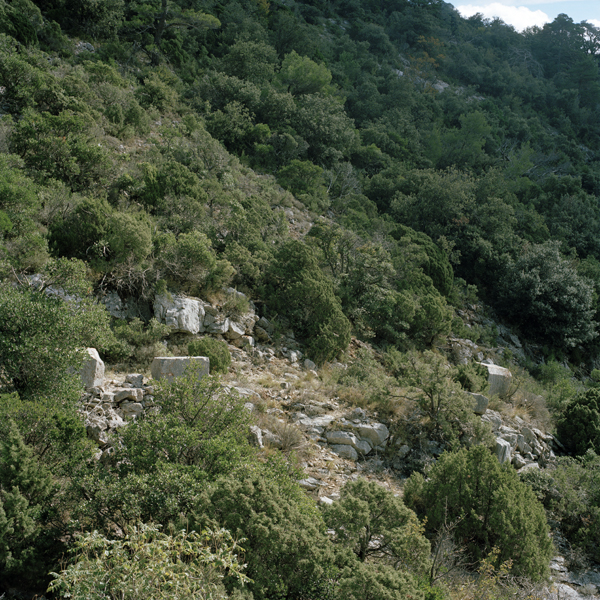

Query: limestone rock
left=248, top=425, right=264, bottom=448
left=298, top=477, right=322, bottom=491
left=478, top=362, right=512, bottom=397
left=495, top=437, right=512, bottom=464
left=81, top=348, right=104, bottom=390
left=330, top=444, right=359, bottom=460
left=225, top=321, right=245, bottom=340
left=397, top=444, right=411, bottom=459
left=468, top=392, right=489, bottom=415
left=150, top=356, right=210, bottom=382
left=262, top=429, right=283, bottom=449
left=206, top=318, right=230, bottom=335
left=126, top=374, right=144, bottom=387
left=254, top=326, right=271, bottom=342
left=121, top=402, right=144, bottom=420
left=304, top=358, right=317, bottom=371
left=352, top=422, right=389, bottom=447
left=326, top=431, right=357, bottom=446
left=114, top=388, right=144, bottom=403
left=154, top=294, right=204, bottom=334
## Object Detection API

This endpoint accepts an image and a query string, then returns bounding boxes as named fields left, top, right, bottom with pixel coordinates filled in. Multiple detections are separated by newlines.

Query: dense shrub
left=497, top=242, right=597, bottom=348
left=188, top=337, right=231, bottom=374
left=48, top=524, right=248, bottom=600
left=121, top=371, right=252, bottom=478
left=0, top=260, right=114, bottom=401
left=0, top=420, right=56, bottom=588
left=263, top=241, right=351, bottom=364
left=191, top=474, right=339, bottom=600
left=323, top=479, right=430, bottom=572
left=521, top=451, right=600, bottom=562
left=556, top=388, right=600, bottom=455
left=403, top=445, right=552, bottom=580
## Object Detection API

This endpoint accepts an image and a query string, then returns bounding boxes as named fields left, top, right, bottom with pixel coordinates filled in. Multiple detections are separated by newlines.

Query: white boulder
left=81, top=348, right=104, bottom=390
left=154, top=294, right=204, bottom=334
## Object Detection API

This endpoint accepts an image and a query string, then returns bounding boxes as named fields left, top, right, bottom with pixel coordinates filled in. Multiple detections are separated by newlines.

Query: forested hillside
left=2, top=0, right=600, bottom=598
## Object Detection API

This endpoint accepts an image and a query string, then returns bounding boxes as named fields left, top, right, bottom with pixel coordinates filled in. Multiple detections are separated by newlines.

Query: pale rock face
left=206, top=318, right=230, bottom=335
left=248, top=425, right=264, bottom=448
left=330, top=444, right=358, bottom=460
left=225, top=321, right=245, bottom=340
left=326, top=431, right=357, bottom=446
left=352, top=423, right=389, bottom=447
left=477, top=362, right=512, bottom=397
left=126, top=374, right=144, bottom=388
left=81, top=348, right=105, bottom=390
left=468, top=392, right=489, bottom=415
left=114, top=388, right=144, bottom=403
left=121, top=402, right=144, bottom=420
left=154, top=294, right=205, bottom=334
left=150, top=356, right=210, bottom=382
left=495, top=437, right=512, bottom=464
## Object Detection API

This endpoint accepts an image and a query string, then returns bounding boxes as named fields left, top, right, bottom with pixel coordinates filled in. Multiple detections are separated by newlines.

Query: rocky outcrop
left=150, top=356, right=210, bottom=381
left=482, top=409, right=559, bottom=471
left=154, top=294, right=205, bottom=334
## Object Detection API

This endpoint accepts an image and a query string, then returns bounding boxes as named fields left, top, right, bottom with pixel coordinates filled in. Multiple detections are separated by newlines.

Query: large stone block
left=352, top=422, right=389, bottom=447
left=154, top=294, right=205, bottom=334
left=478, top=363, right=512, bottom=397
left=150, top=356, right=210, bottom=382
left=495, top=437, right=512, bottom=464
left=81, top=348, right=104, bottom=390
left=468, top=392, right=489, bottom=415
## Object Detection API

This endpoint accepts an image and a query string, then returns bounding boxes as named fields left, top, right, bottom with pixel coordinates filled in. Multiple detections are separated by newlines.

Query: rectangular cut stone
left=81, top=348, right=105, bottom=390
left=150, top=356, right=210, bottom=382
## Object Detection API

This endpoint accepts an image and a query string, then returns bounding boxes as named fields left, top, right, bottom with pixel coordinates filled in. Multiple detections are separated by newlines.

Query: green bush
left=521, top=451, right=600, bottom=562
left=188, top=338, right=231, bottom=374
left=557, top=388, right=600, bottom=455
left=497, top=241, right=596, bottom=349
left=191, top=474, right=338, bottom=600
left=122, top=371, right=252, bottom=478
left=263, top=241, right=351, bottom=364
left=403, top=445, right=552, bottom=580
left=0, top=420, right=56, bottom=588
left=323, top=479, right=430, bottom=573
left=48, top=524, right=248, bottom=600
left=0, top=261, right=114, bottom=401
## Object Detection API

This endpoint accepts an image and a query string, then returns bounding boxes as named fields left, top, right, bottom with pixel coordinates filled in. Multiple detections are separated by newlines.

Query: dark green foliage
left=454, top=362, right=489, bottom=393
left=0, top=261, right=113, bottom=401
left=277, top=159, right=328, bottom=211
left=47, top=524, right=248, bottom=600
left=389, top=225, right=454, bottom=298
left=323, top=479, right=430, bottom=571
left=395, top=351, right=490, bottom=446
left=263, top=240, right=351, bottom=364
left=0, top=392, right=93, bottom=478
left=191, top=474, right=338, bottom=600
left=0, top=420, right=56, bottom=587
left=156, top=230, right=235, bottom=295
left=404, top=445, right=552, bottom=580
left=10, top=109, right=111, bottom=191
left=521, top=451, right=600, bottom=562
left=0, top=0, right=42, bottom=45
left=188, top=337, right=231, bottom=374
left=121, top=371, right=253, bottom=478
left=71, top=463, right=208, bottom=534
left=497, top=242, right=596, bottom=349
left=557, top=388, right=600, bottom=455
left=335, top=562, right=424, bottom=600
